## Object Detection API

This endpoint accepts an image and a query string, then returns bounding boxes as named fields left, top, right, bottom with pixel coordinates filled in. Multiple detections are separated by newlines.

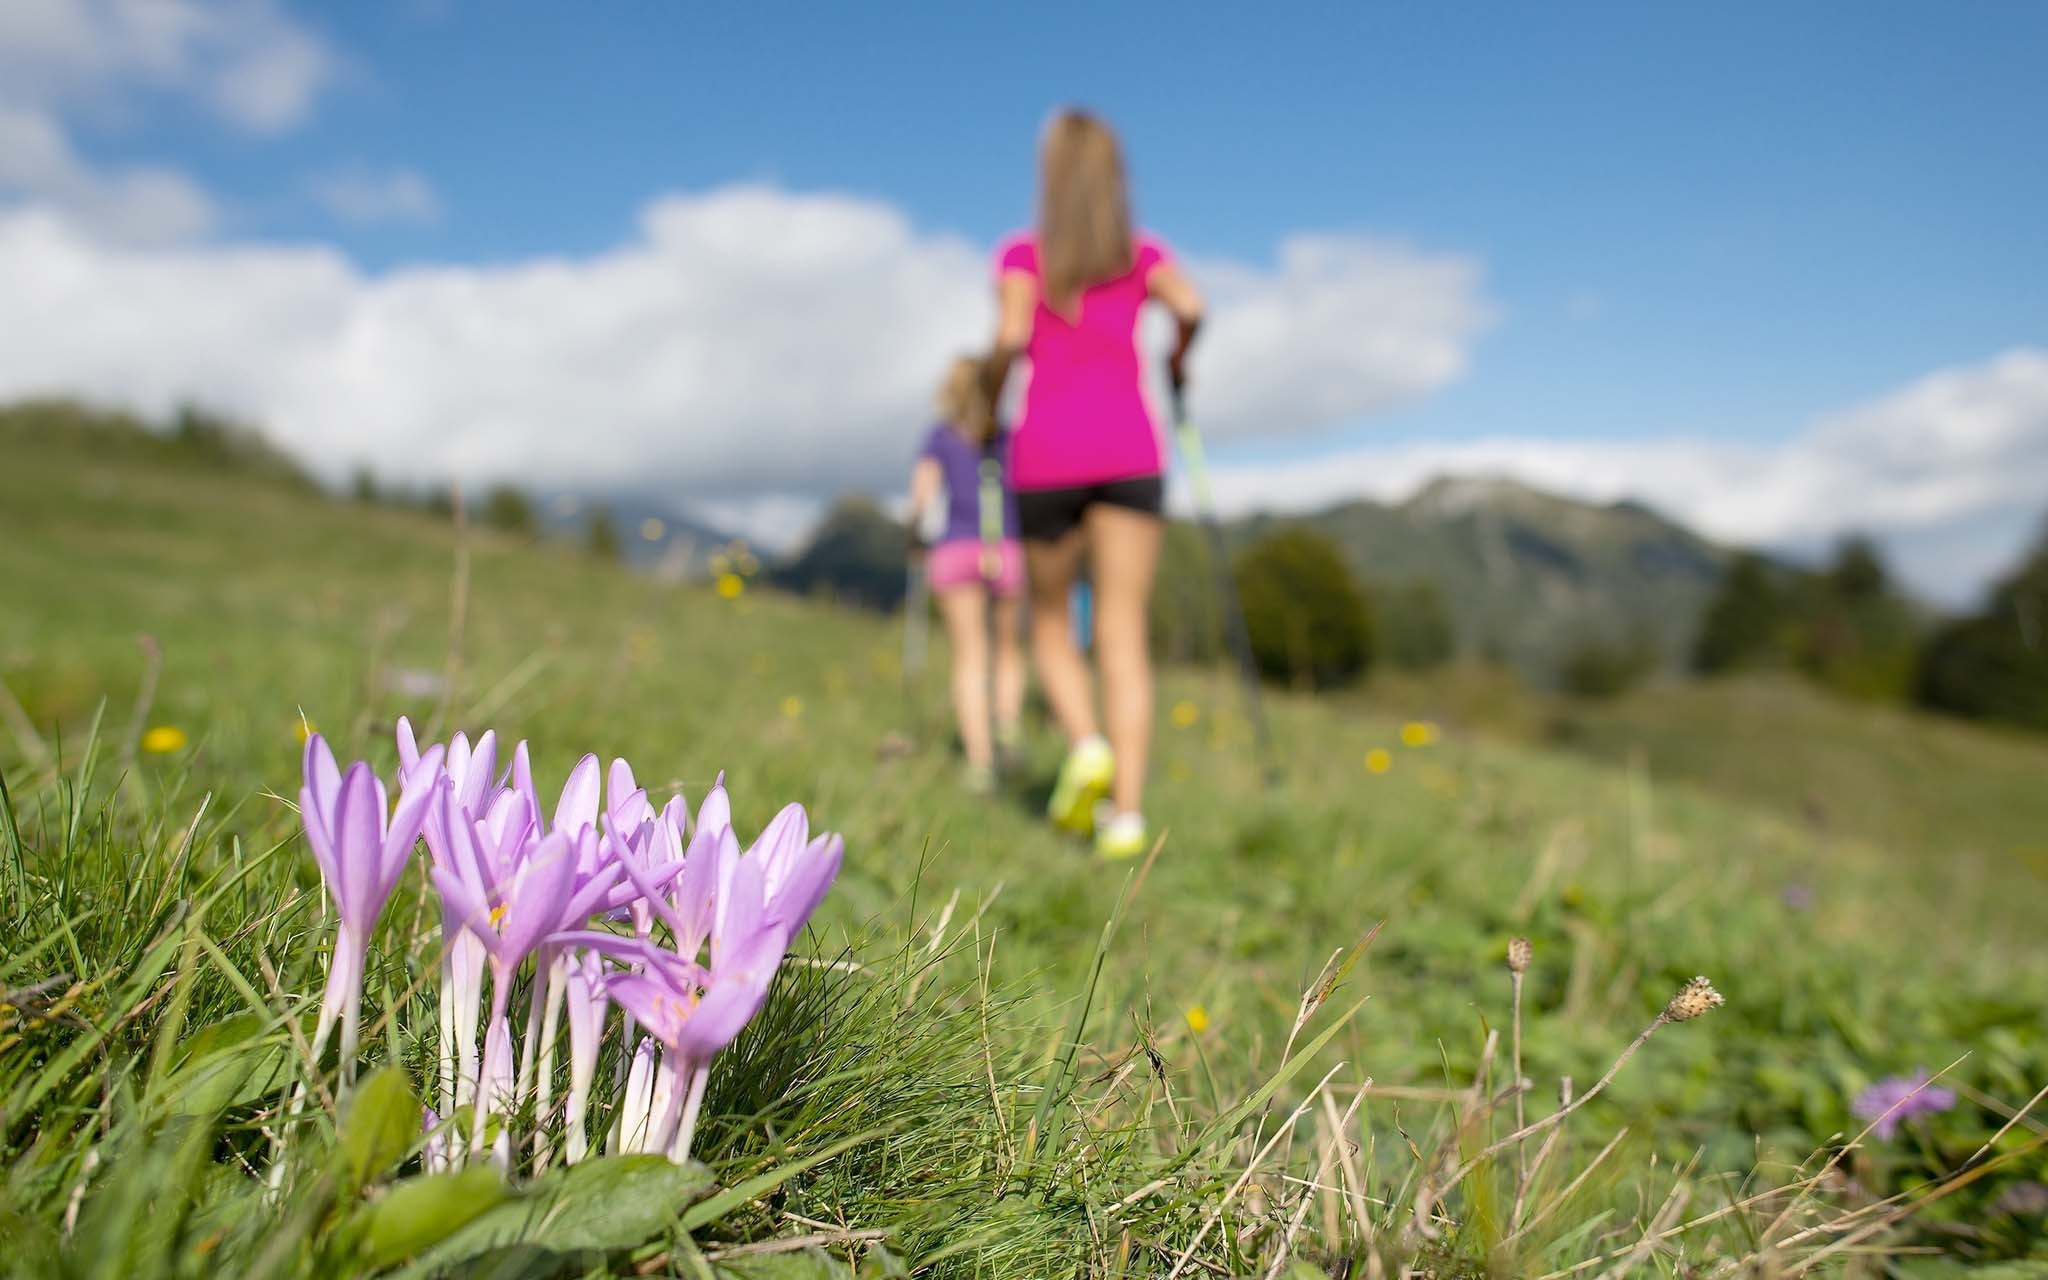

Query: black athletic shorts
left=1015, top=475, right=1165, bottom=543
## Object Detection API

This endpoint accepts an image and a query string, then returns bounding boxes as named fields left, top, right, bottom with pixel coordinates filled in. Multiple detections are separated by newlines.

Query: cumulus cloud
left=0, top=0, right=334, bottom=134
left=1203, top=348, right=2048, bottom=604
left=0, top=184, right=1491, bottom=511
left=308, top=167, right=443, bottom=226
left=1184, top=235, right=1494, bottom=441
left=0, top=0, right=334, bottom=244
left=0, top=105, right=214, bottom=242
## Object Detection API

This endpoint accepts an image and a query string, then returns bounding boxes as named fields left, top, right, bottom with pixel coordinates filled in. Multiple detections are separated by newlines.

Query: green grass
left=4, top=404, right=2047, bottom=1275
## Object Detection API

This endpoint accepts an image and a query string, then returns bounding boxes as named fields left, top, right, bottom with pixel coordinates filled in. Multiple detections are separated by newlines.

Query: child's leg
left=991, top=594, right=1026, bottom=745
left=937, top=585, right=993, bottom=770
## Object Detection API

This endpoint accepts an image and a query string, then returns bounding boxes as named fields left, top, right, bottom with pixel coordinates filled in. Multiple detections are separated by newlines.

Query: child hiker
left=984, top=108, right=1204, bottom=858
left=906, top=355, right=1026, bottom=794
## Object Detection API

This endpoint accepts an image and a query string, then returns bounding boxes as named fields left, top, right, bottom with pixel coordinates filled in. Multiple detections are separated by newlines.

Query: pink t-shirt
left=996, top=231, right=1170, bottom=491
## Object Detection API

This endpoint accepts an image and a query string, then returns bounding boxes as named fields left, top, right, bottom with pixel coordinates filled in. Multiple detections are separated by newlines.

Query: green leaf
left=342, top=1067, right=419, bottom=1189
left=356, top=1167, right=508, bottom=1270
left=389, top=1155, right=714, bottom=1277
left=161, top=1016, right=295, bottom=1117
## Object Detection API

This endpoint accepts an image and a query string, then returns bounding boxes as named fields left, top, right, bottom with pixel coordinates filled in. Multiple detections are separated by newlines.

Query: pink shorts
left=928, top=538, right=1024, bottom=598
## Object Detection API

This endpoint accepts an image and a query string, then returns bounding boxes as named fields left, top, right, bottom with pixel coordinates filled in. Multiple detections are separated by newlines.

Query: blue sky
left=4, top=0, right=2046, bottom=600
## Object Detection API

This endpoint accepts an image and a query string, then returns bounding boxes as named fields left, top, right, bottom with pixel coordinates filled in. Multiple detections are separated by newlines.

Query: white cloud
left=0, top=106, right=214, bottom=242
left=0, top=184, right=1491, bottom=510
left=1202, top=348, right=2048, bottom=604
left=0, top=0, right=334, bottom=244
left=1184, top=235, right=1494, bottom=441
left=0, top=0, right=334, bottom=134
left=309, top=167, right=442, bottom=226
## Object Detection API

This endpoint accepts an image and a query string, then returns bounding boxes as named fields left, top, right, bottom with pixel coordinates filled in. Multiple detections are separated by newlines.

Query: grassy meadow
left=3, top=405, right=2046, bottom=1276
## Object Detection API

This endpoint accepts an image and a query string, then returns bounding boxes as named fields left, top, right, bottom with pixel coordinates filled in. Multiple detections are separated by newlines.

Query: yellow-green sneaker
left=1046, top=736, right=1114, bottom=835
left=1095, top=808, right=1148, bottom=860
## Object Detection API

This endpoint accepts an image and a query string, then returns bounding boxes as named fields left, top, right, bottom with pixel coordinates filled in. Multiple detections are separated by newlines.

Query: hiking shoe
left=1046, top=736, right=1114, bottom=835
left=1095, top=808, right=1148, bottom=860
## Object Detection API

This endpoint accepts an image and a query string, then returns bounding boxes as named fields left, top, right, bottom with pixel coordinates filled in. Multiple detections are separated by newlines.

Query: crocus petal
left=751, top=803, right=810, bottom=881
left=605, top=973, right=691, bottom=1049
left=714, top=849, right=770, bottom=966
left=767, top=833, right=843, bottom=936
left=563, top=862, right=626, bottom=927
left=464, top=731, right=499, bottom=811
left=695, top=776, right=730, bottom=837
left=498, top=833, right=578, bottom=964
left=395, top=717, right=421, bottom=774
left=300, top=784, right=343, bottom=894
left=302, top=733, right=342, bottom=831
left=509, top=738, right=536, bottom=808
left=553, top=754, right=601, bottom=836
left=333, top=763, right=388, bottom=932
left=381, top=746, right=444, bottom=896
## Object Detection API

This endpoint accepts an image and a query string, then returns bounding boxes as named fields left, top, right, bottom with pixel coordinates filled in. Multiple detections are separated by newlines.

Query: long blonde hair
left=937, top=354, right=996, bottom=447
left=1038, top=109, right=1134, bottom=316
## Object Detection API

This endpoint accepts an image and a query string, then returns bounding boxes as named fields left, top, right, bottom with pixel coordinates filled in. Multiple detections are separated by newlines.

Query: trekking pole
left=1169, top=383, right=1278, bottom=787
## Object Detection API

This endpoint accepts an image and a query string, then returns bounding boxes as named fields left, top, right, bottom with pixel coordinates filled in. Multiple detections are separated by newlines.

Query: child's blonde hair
left=937, top=354, right=997, bottom=448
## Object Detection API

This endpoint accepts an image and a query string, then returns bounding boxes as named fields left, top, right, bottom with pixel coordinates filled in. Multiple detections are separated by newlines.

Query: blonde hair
left=1038, top=109, right=1134, bottom=316
left=937, top=354, right=996, bottom=447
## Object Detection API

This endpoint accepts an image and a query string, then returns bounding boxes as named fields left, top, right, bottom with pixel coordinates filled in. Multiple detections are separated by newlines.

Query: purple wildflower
left=1852, top=1070, right=1957, bottom=1139
left=299, top=733, right=440, bottom=1085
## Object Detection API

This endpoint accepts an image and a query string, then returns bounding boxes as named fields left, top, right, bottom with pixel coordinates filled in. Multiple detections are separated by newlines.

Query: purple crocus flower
left=300, top=733, right=440, bottom=1085
left=1853, top=1070, right=1957, bottom=1139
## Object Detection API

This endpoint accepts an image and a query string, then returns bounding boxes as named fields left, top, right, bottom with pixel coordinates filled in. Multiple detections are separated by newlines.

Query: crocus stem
left=437, top=949, right=456, bottom=1114
left=648, top=1049, right=684, bottom=1155
left=668, top=1063, right=710, bottom=1165
left=532, top=954, right=566, bottom=1171
left=515, top=955, right=546, bottom=1107
left=473, top=975, right=512, bottom=1160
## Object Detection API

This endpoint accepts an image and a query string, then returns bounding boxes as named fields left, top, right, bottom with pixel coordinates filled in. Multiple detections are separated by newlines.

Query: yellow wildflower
left=716, top=572, right=744, bottom=599
left=142, top=725, right=188, bottom=754
left=1185, top=1005, right=1210, bottom=1034
left=1170, top=700, right=1200, bottom=729
left=1400, top=720, right=1439, bottom=748
left=1364, top=748, right=1392, bottom=775
left=781, top=695, right=803, bottom=720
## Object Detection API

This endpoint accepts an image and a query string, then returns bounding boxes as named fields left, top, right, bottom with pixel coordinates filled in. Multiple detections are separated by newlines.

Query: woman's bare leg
left=1085, top=505, right=1162, bottom=815
left=937, top=586, right=993, bottom=769
left=1025, top=532, right=1099, bottom=745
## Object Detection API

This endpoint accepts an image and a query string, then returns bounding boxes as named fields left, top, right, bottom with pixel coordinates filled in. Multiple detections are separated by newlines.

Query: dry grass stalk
left=1406, top=1028, right=1500, bottom=1244
left=1504, top=1123, right=1627, bottom=1246
left=1508, top=936, right=1532, bottom=1187
left=1512, top=1076, right=1573, bottom=1230
left=1443, top=978, right=1721, bottom=1194
left=1164, top=1064, right=1344, bottom=1280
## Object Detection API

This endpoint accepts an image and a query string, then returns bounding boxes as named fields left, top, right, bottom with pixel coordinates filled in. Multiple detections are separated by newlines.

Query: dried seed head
left=1507, top=937, right=1533, bottom=975
left=1663, top=975, right=1724, bottom=1022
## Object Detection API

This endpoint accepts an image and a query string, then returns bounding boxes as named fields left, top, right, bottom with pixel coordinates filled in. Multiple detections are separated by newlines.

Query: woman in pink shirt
left=985, top=109, right=1204, bottom=858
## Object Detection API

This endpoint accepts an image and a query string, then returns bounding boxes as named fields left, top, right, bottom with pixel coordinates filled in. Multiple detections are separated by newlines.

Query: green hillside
left=4, top=402, right=2046, bottom=1274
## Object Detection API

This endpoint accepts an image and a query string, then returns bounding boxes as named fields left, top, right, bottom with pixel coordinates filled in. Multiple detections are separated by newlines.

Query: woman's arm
left=1147, top=262, right=1205, bottom=390
left=983, top=271, right=1037, bottom=408
left=906, top=456, right=942, bottom=546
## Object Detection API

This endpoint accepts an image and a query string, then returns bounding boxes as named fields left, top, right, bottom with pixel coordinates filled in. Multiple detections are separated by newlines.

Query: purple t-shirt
left=920, top=424, right=1019, bottom=544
